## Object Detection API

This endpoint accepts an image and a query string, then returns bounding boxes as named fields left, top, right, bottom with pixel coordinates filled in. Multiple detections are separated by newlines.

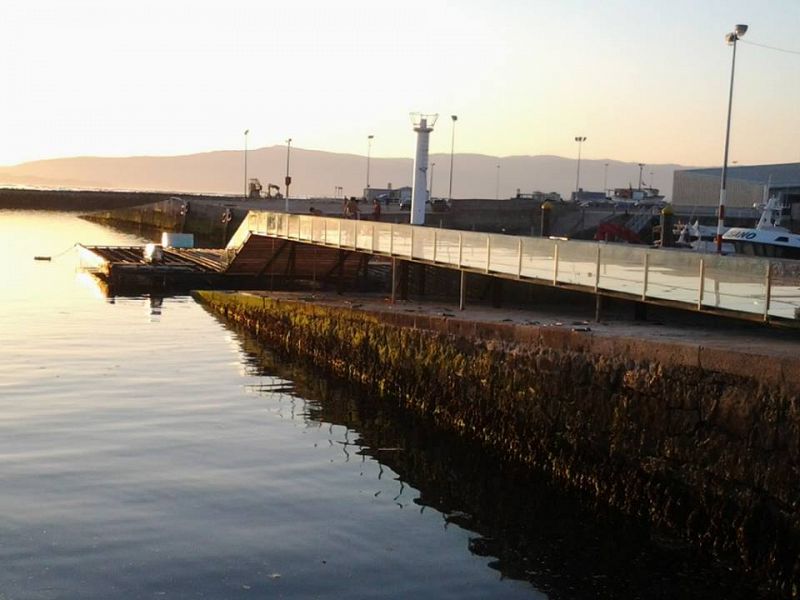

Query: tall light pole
left=284, top=138, right=292, bottom=213
left=603, top=162, right=609, bottom=195
left=649, top=171, right=654, bottom=189
left=366, top=134, right=374, bottom=195
left=243, top=129, right=249, bottom=199
left=495, top=163, right=501, bottom=200
left=717, top=23, right=748, bottom=254
left=448, top=115, right=458, bottom=202
left=638, top=163, right=645, bottom=190
left=429, top=162, right=436, bottom=199
left=574, top=136, right=587, bottom=198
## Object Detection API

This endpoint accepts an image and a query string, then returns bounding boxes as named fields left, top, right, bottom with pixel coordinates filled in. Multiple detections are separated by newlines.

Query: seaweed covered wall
left=197, top=291, right=800, bottom=595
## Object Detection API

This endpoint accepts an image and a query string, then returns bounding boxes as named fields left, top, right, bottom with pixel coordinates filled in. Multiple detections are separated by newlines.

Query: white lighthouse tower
left=410, top=113, right=438, bottom=226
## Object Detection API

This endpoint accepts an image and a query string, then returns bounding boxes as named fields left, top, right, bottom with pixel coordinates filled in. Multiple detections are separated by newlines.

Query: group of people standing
left=343, top=196, right=381, bottom=221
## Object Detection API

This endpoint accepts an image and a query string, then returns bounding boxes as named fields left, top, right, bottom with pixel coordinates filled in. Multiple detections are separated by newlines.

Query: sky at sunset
left=1, top=0, right=798, bottom=167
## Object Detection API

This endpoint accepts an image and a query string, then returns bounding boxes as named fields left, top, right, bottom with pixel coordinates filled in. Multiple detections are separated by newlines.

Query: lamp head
left=735, top=24, right=748, bottom=37
left=451, top=115, right=458, bottom=122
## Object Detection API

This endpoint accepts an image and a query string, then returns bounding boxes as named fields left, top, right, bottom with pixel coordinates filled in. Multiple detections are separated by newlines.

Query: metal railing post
left=458, top=233, right=463, bottom=267
left=351, top=220, right=357, bottom=250
left=764, top=261, right=772, bottom=322
left=553, top=243, right=559, bottom=285
left=517, top=238, right=523, bottom=278
left=698, top=258, right=705, bottom=309
left=390, top=223, right=394, bottom=255
left=337, top=219, right=342, bottom=248
left=485, top=236, right=491, bottom=273
left=642, top=252, right=649, bottom=301
left=594, top=245, right=601, bottom=292
left=459, top=270, right=466, bottom=311
left=433, top=230, right=438, bottom=263
left=371, top=223, right=376, bottom=253
left=410, top=226, right=415, bottom=259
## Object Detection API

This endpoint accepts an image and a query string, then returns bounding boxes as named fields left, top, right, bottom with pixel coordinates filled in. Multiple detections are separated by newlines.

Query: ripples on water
left=0, top=211, right=763, bottom=599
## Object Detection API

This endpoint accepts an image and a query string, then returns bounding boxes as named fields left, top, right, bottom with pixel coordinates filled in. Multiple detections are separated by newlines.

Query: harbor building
left=672, top=163, right=800, bottom=219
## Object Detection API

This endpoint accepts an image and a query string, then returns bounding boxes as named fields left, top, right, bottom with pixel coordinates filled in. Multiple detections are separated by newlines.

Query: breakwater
left=0, top=187, right=238, bottom=212
left=85, top=196, right=247, bottom=246
left=197, top=290, right=799, bottom=596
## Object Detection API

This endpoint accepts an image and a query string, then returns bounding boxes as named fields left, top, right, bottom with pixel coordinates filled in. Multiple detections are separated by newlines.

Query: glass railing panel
left=434, top=229, right=461, bottom=265
left=555, top=240, right=600, bottom=287
left=310, top=217, right=321, bottom=243
left=457, top=231, right=489, bottom=270
left=298, top=216, right=313, bottom=241
left=391, top=224, right=413, bottom=258
left=597, top=244, right=647, bottom=296
left=487, top=234, right=520, bottom=276
left=646, top=251, right=702, bottom=305
left=339, top=219, right=357, bottom=248
left=320, top=217, right=340, bottom=245
left=769, top=260, right=800, bottom=321
left=700, top=254, right=767, bottom=315
left=520, top=238, right=557, bottom=281
left=412, top=227, right=436, bottom=261
left=373, top=222, right=394, bottom=254
left=356, top=221, right=375, bottom=251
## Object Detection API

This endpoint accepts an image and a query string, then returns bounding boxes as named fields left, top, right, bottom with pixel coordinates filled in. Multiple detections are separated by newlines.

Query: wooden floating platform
left=78, top=241, right=373, bottom=296
left=78, top=245, right=231, bottom=294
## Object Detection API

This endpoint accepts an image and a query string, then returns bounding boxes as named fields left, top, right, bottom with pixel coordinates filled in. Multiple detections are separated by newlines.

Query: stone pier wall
left=85, top=197, right=248, bottom=246
left=196, top=290, right=799, bottom=596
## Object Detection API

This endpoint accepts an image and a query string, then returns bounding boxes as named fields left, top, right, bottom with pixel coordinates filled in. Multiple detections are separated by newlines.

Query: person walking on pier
left=372, top=198, right=381, bottom=221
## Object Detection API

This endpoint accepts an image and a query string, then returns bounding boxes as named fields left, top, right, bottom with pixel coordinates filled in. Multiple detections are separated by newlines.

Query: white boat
left=675, top=221, right=734, bottom=253
left=723, top=196, right=800, bottom=259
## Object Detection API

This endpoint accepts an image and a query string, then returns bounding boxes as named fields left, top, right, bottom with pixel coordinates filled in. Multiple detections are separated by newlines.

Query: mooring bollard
left=660, top=204, right=674, bottom=248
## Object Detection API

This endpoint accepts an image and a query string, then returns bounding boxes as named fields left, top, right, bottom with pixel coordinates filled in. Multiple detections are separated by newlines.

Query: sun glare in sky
left=1, top=0, right=798, bottom=167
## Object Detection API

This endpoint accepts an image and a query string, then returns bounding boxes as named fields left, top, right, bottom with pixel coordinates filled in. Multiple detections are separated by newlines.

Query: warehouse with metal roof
left=672, top=163, right=800, bottom=218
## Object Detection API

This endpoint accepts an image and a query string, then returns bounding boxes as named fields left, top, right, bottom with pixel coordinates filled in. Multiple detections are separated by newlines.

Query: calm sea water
left=0, top=211, right=763, bottom=599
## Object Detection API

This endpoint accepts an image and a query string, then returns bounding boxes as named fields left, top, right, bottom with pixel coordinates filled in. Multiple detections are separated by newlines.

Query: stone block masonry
left=197, top=291, right=799, bottom=596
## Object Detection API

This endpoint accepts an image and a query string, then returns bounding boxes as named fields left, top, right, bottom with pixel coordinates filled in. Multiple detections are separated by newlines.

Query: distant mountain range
left=0, top=146, right=694, bottom=200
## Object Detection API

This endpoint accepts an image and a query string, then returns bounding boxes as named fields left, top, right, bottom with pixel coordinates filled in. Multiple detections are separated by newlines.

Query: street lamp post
left=603, top=162, right=609, bottom=196
left=574, top=136, right=587, bottom=199
left=495, top=163, right=501, bottom=200
left=284, top=138, right=292, bottom=213
left=243, top=129, right=249, bottom=199
left=717, top=23, right=748, bottom=254
left=638, top=163, right=645, bottom=190
left=366, top=134, right=374, bottom=195
left=448, top=115, right=458, bottom=202
left=429, top=162, right=436, bottom=199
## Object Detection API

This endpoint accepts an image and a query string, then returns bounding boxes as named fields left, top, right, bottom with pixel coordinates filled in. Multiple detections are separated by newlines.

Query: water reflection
left=225, top=317, right=766, bottom=600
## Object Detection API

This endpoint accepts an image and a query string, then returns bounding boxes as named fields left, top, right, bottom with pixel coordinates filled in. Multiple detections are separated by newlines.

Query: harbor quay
left=69, top=192, right=800, bottom=595
left=195, top=289, right=800, bottom=596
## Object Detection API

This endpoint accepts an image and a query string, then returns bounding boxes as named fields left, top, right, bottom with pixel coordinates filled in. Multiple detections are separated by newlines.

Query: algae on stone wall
left=196, top=290, right=800, bottom=596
